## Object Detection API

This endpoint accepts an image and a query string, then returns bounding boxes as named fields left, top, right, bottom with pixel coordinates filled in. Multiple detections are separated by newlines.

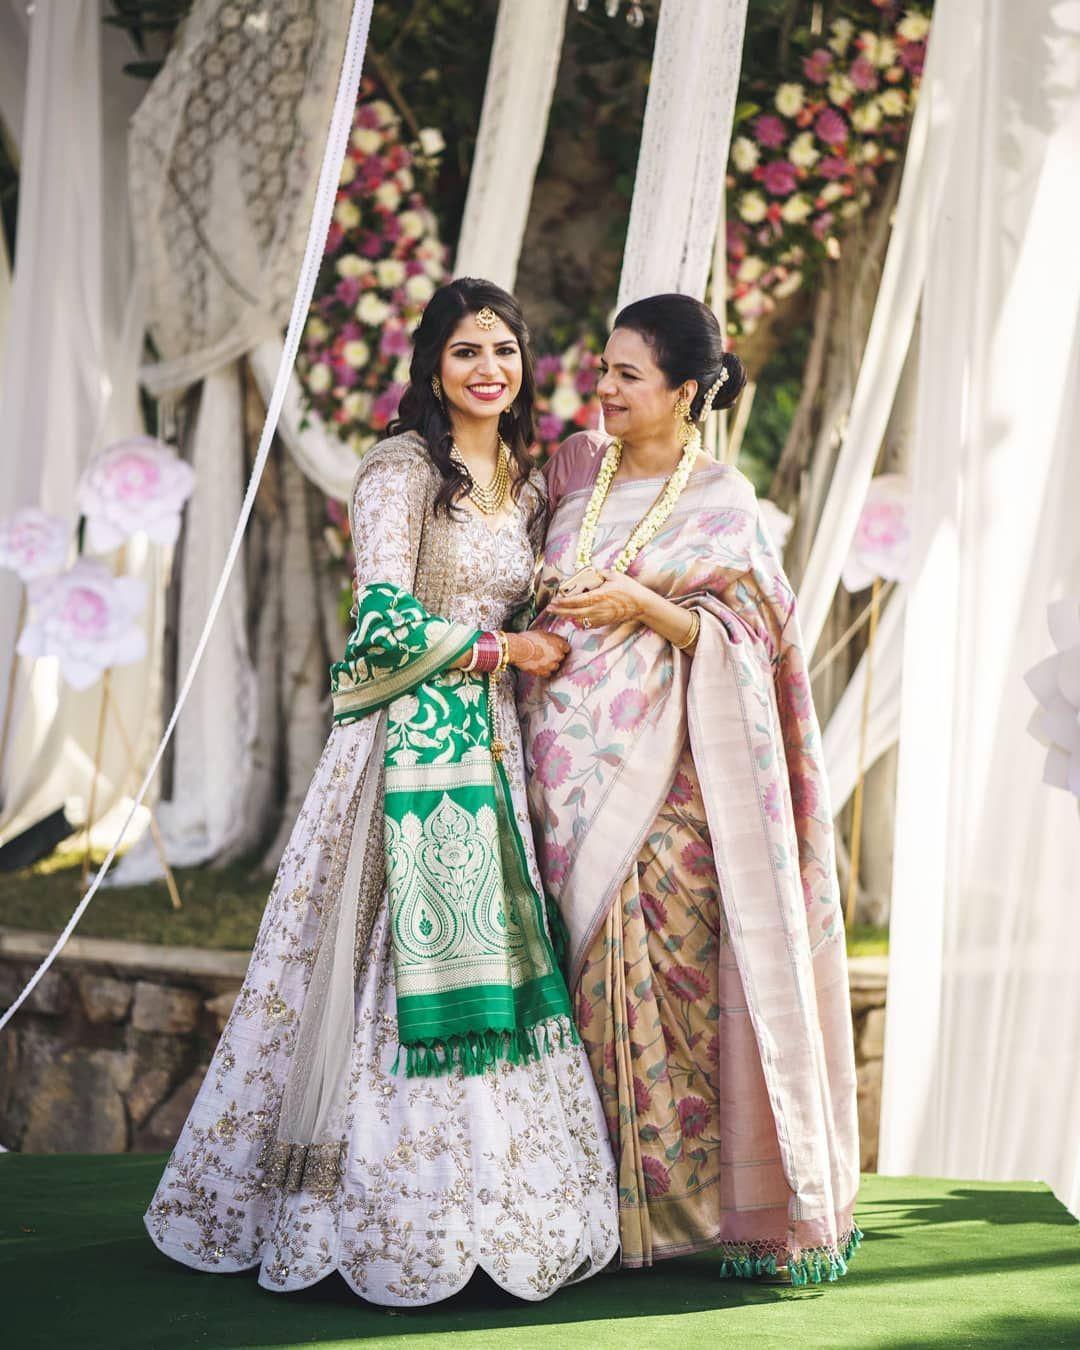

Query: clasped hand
left=547, top=570, right=649, bottom=629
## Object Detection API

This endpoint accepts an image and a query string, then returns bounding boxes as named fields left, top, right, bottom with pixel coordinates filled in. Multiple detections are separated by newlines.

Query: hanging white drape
left=879, top=0, right=1080, bottom=1217
left=0, top=3, right=152, bottom=846
left=453, top=0, right=567, bottom=290
left=0, top=0, right=29, bottom=153
left=616, top=0, right=747, bottom=307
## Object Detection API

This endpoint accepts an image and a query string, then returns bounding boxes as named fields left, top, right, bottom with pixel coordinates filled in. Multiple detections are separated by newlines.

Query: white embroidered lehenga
left=144, top=433, right=618, bottom=1304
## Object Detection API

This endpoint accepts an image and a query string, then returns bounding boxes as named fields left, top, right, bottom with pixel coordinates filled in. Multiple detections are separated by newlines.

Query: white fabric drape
left=0, top=3, right=152, bottom=845
left=616, top=0, right=747, bottom=307
left=453, top=0, right=567, bottom=290
left=0, top=0, right=29, bottom=153
left=879, top=0, right=1080, bottom=1217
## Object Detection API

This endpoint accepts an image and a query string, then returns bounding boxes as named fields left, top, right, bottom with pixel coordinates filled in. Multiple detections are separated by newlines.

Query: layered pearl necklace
left=575, top=430, right=702, bottom=573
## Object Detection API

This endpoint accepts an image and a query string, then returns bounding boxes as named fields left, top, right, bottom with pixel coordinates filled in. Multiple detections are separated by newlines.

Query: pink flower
left=77, top=438, right=195, bottom=552
left=0, top=508, right=70, bottom=581
left=532, top=729, right=573, bottom=790
left=610, top=688, right=649, bottom=732
left=784, top=670, right=811, bottom=720
left=702, top=508, right=745, bottom=537
left=575, top=367, right=596, bottom=396
left=665, top=772, right=694, bottom=807
left=803, top=48, right=833, bottom=84
left=763, top=779, right=783, bottom=824
left=818, top=155, right=852, bottom=180
left=812, top=212, right=835, bottom=240
left=677, top=1095, right=710, bottom=1139
left=753, top=114, right=788, bottom=149
left=680, top=838, right=714, bottom=877
left=900, top=41, right=926, bottom=77
left=664, top=964, right=710, bottom=1002
left=535, top=354, right=563, bottom=382
left=815, top=108, right=849, bottom=147
left=380, top=324, right=411, bottom=358
left=335, top=276, right=361, bottom=308
left=761, top=160, right=798, bottom=196
left=642, top=1155, right=671, bottom=1198
left=542, top=840, right=571, bottom=884
left=633, top=1076, right=652, bottom=1113
left=538, top=413, right=564, bottom=442
left=640, top=891, right=668, bottom=931
left=567, top=654, right=608, bottom=690
left=850, top=56, right=879, bottom=92
left=790, top=770, right=819, bottom=820
left=575, top=990, right=593, bottom=1030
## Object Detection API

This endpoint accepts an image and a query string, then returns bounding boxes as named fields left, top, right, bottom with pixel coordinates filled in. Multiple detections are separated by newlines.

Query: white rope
left=0, top=0, right=375, bottom=1036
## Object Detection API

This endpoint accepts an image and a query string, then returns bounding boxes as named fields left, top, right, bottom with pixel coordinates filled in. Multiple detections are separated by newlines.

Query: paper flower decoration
left=0, top=507, right=70, bottom=581
left=1025, top=597, right=1080, bottom=803
left=16, top=558, right=147, bottom=690
left=77, top=437, right=195, bottom=553
left=759, top=499, right=794, bottom=553
left=841, top=473, right=911, bottom=592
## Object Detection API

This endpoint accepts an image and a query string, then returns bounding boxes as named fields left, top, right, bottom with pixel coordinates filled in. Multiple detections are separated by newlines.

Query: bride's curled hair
left=612, top=293, right=746, bottom=421
left=388, top=277, right=539, bottom=520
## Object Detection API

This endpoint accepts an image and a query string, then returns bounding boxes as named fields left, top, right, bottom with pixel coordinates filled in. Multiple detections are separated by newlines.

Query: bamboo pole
left=844, top=575, right=882, bottom=928
left=81, top=670, right=111, bottom=891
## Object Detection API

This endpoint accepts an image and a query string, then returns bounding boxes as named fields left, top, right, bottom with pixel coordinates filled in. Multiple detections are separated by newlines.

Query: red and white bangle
left=468, top=632, right=502, bottom=675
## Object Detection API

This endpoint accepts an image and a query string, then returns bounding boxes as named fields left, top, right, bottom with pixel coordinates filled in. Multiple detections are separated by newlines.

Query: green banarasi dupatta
left=331, top=581, right=575, bottom=1077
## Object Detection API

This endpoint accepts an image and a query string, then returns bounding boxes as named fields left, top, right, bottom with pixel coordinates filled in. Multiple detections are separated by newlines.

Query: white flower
left=734, top=288, right=769, bottom=319
left=418, top=126, right=445, bottom=157
left=370, top=99, right=396, bottom=128
left=738, top=191, right=768, bottom=224
left=78, top=437, right=195, bottom=552
left=898, top=12, right=931, bottom=42
left=841, top=200, right=861, bottom=219
left=759, top=499, right=794, bottom=551
left=820, top=182, right=845, bottom=204
left=858, top=139, right=881, bottom=164
left=376, top=259, right=407, bottom=288
left=829, top=18, right=854, bottom=55
left=731, top=136, right=760, bottom=173
left=342, top=391, right=372, bottom=422
left=405, top=273, right=435, bottom=304
left=350, top=126, right=382, bottom=155
left=841, top=474, right=912, bottom=591
left=395, top=168, right=414, bottom=193
left=394, top=358, right=411, bottom=384
left=343, top=339, right=370, bottom=369
left=775, top=82, right=805, bottom=117
left=780, top=194, right=812, bottom=225
left=1025, top=597, right=1080, bottom=805
left=305, top=316, right=329, bottom=344
left=417, top=237, right=443, bottom=261
left=398, top=209, right=426, bottom=240
left=789, top=131, right=820, bottom=169
left=873, top=36, right=897, bottom=68
left=338, top=158, right=357, bottom=186
left=773, top=268, right=804, bottom=299
left=333, top=198, right=360, bottom=230
left=357, top=292, right=391, bottom=325
left=549, top=383, right=582, bottom=421
left=323, top=525, right=344, bottom=560
left=17, top=558, right=147, bottom=690
left=737, top=256, right=767, bottom=283
left=828, top=72, right=856, bottom=106
left=374, top=181, right=401, bottom=212
left=0, top=508, right=70, bottom=581
left=336, top=254, right=366, bottom=278
left=423, top=256, right=445, bottom=281
left=878, top=88, right=907, bottom=118
left=852, top=101, right=883, bottom=133
left=307, top=362, right=332, bottom=393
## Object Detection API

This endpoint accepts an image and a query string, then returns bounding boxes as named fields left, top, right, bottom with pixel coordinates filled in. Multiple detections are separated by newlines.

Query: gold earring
left=431, top=374, right=443, bottom=401
left=674, top=393, right=695, bottom=449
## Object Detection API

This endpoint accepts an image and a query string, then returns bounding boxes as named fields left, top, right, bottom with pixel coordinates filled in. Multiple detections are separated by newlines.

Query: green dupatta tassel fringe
left=788, top=1226, right=864, bottom=1286
left=394, top=1016, right=580, bottom=1079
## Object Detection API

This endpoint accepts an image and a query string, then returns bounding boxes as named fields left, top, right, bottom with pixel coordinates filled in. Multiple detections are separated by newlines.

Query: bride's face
left=596, top=327, right=694, bottom=446
left=439, top=312, right=522, bottom=424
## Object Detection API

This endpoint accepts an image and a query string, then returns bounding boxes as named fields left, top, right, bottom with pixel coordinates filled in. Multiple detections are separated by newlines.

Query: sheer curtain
left=879, top=0, right=1080, bottom=1216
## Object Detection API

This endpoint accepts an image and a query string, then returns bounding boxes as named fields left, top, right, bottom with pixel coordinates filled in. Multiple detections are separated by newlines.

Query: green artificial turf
left=1, top=1157, right=1076, bottom=1349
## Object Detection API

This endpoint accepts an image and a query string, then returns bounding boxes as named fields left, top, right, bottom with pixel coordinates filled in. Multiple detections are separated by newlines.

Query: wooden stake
left=844, top=576, right=882, bottom=928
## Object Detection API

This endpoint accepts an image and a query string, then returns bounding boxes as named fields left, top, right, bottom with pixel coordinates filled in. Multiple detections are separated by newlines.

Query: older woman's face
left=595, top=327, right=694, bottom=445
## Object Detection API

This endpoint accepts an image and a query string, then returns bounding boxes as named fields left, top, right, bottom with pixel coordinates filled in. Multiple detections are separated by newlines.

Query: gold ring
left=582, top=617, right=591, bottom=629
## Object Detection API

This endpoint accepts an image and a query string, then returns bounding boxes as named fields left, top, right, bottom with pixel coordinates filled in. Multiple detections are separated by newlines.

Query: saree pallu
left=519, top=432, right=860, bottom=1281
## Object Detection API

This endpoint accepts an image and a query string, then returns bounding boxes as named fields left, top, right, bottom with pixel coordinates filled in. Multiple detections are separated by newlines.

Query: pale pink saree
left=518, top=431, right=860, bottom=1282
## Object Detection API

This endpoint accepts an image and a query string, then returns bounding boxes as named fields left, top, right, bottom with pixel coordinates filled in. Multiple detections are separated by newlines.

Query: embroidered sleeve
left=350, top=448, right=428, bottom=592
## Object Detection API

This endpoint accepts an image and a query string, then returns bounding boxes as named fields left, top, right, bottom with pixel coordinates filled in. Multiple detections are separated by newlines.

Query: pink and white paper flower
left=17, top=558, right=147, bottom=690
left=1025, top=597, right=1080, bottom=805
left=77, top=437, right=195, bottom=554
left=0, top=507, right=70, bottom=581
left=841, top=473, right=911, bottom=592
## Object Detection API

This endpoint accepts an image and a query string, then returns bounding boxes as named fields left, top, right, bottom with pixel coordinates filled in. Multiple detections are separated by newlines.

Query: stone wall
left=0, top=929, right=888, bottom=1170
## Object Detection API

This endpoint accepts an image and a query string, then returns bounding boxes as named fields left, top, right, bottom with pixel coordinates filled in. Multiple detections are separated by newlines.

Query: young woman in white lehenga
left=145, top=279, right=618, bottom=1305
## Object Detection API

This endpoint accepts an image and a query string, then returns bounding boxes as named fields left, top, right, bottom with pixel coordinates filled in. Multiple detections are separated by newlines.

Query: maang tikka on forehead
left=474, top=306, right=498, bottom=331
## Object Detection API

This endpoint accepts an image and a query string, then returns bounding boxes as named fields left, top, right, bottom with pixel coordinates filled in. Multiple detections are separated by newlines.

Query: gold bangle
left=673, top=610, right=700, bottom=651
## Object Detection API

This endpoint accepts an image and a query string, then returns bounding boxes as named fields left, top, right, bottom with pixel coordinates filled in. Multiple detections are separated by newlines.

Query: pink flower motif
left=77, top=438, right=195, bottom=552
left=610, top=688, right=649, bottom=732
left=0, top=508, right=70, bottom=582
left=665, top=772, right=694, bottom=807
left=702, top=508, right=746, bottom=538
left=664, top=964, right=710, bottom=1003
left=762, top=160, right=799, bottom=196
left=706, top=1032, right=721, bottom=1064
left=850, top=56, right=879, bottom=92
left=815, top=108, right=849, bottom=147
left=803, top=48, right=834, bottom=84
left=784, top=670, right=811, bottom=721
left=753, top=114, right=788, bottom=149
left=575, top=989, right=593, bottom=1030
left=642, top=1155, right=671, bottom=1198
left=790, top=770, right=819, bottom=821
left=568, top=654, right=608, bottom=690
left=677, top=1095, right=710, bottom=1139
left=640, top=891, right=668, bottom=931
left=819, top=155, right=853, bottom=180
left=625, top=998, right=638, bottom=1030
left=633, top=1076, right=652, bottom=1114
left=680, top=838, right=714, bottom=877
left=542, top=840, right=571, bottom=884
left=763, top=779, right=783, bottom=824
left=532, top=729, right=573, bottom=790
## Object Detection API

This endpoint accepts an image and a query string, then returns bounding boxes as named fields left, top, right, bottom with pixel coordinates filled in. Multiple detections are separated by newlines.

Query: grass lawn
left=0, top=847, right=891, bottom=958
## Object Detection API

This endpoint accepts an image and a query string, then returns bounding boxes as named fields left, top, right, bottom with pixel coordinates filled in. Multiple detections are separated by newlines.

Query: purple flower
left=680, top=838, right=714, bottom=878
left=818, top=155, right=852, bottom=180
left=335, top=277, right=361, bottom=308
left=850, top=56, right=879, bottom=92
left=536, top=354, right=564, bottom=383
left=812, top=212, right=835, bottom=240
left=753, top=114, right=788, bottom=149
left=803, top=48, right=833, bottom=84
left=633, top=1076, right=652, bottom=1113
left=538, top=413, right=564, bottom=442
left=677, top=1095, right=710, bottom=1139
left=380, top=324, right=411, bottom=358
left=815, top=108, right=849, bottom=147
left=900, top=41, right=926, bottom=77
left=642, top=1155, right=671, bottom=1198
left=664, top=964, right=710, bottom=1003
left=762, top=159, right=798, bottom=197
left=640, top=891, right=668, bottom=931
left=574, top=367, right=596, bottom=396
left=610, top=688, right=649, bottom=732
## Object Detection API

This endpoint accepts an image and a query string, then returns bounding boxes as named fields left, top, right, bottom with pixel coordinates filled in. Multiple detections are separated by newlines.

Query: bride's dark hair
left=388, top=277, right=539, bottom=519
left=612, top=293, right=746, bottom=419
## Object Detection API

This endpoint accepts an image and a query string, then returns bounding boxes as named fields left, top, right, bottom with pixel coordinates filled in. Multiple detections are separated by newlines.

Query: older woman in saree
left=519, top=293, right=860, bottom=1284
left=145, top=278, right=617, bottom=1305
